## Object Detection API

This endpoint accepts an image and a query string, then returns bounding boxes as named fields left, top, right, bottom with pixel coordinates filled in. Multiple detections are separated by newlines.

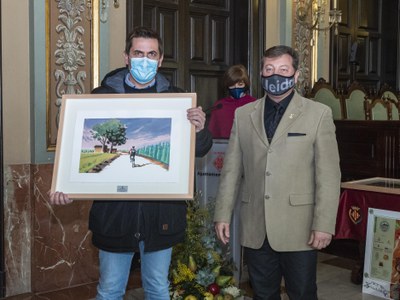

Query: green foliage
left=137, top=142, right=170, bottom=165
left=169, top=197, right=242, bottom=299
left=172, top=199, right=212, bottom=269
left=91, top=119, right=127, bottom=152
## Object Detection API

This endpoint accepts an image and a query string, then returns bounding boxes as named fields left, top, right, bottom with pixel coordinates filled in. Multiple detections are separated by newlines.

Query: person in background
left=49, top=26, right=212, bottom=300
left=207, top=64, right=256, bottom=139
left=213, top=45, right=341, bottom=300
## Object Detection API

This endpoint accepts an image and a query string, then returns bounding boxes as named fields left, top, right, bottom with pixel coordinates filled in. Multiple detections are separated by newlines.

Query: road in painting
left=80, top=117, right=172, bottom=174
left=98, top=154, right=168, bottom=175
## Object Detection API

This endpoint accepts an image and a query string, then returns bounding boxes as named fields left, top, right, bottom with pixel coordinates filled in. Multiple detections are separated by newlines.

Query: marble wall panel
left=3, top=163, right=99, bottom=297
left=31, top=164, right=99, bottom=292
left=4, top=164, right=32, bottom=297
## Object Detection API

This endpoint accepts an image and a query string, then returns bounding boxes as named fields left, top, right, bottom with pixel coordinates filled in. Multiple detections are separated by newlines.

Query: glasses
left=131, top=50, right=159, bottom=60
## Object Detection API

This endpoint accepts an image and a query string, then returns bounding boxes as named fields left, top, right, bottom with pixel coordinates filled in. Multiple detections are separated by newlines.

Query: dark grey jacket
left=89, top=67, right=212, bottom=252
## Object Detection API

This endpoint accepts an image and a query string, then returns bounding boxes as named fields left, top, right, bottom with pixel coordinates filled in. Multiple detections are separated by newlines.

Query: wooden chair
left=364, top=97, right=390, bottom=120
left=378, top=83, right=400, bottom=102
left=386, top=97, right=400, bottom=120
left=377, top=83, right=400, bottom=120
left=307, top=78, right=344, bottom=120
left=344, top=81, right=368, bottom=120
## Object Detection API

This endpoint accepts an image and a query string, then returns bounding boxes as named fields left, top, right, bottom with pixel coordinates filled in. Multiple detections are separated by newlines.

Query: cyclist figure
left=129, top=146, right=137, bottom=166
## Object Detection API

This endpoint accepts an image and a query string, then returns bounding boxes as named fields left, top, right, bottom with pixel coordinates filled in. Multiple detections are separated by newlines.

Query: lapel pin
left=289, top=114, right=295, bottom=119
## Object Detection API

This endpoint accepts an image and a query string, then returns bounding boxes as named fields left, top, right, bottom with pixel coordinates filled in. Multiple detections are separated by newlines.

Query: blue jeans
left=96, top=241, right=172, bottom=300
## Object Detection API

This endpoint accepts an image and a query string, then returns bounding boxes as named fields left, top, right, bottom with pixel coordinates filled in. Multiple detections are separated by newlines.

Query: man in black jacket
left=50, top=26, right=212, bottom=300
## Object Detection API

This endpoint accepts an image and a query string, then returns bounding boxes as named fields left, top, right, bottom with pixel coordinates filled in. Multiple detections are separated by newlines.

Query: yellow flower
left=173, top=261, right=196, bottom=284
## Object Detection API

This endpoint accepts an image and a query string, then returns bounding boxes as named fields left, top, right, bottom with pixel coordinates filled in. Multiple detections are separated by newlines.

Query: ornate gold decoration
left=87, top=0, right=119, bottom=23
left=86, top=0, right=92, bottom=20
left=293, top=4, right=312, bottom=95
left=54, top=0, right=87, bottom=128
left=295, top=0, right=342, bottom=36
left=46, top=0, right=94, bottom=150
left=293, top=0, right=341, bottom=94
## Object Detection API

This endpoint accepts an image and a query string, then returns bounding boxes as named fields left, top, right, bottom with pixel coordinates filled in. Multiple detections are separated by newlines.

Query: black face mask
left=261, top=74, right=295, bottom=96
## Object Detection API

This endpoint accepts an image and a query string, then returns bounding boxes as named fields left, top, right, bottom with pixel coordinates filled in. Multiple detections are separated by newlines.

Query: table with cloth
left=334, top=177, right=400, bottom=283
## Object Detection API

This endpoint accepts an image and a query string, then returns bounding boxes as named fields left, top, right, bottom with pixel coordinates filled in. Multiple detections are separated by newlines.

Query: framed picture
left=363, top=208, right=400, bottom=299
left=51, top=93, right=196, bottom=200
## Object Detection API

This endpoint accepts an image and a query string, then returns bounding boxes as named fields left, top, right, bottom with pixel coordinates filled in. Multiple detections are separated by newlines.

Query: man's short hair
left=261, top=45, right=299, bottom=71
left=125, top=26, right=164, bottom=56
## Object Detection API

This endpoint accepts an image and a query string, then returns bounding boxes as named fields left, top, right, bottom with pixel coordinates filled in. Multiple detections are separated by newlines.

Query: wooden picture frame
left=51, top=93, right=196, bottom=200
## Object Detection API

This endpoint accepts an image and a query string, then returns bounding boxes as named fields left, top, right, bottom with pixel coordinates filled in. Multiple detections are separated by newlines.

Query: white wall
left=108, top=0, right=126, bottom=72
left=2, top=0, right=31, bottom=164
left=265, top=0, right=281, bottom=49
left=265, top=0, right=293, bottom=49
left=97, top=0, right=126, bottom=83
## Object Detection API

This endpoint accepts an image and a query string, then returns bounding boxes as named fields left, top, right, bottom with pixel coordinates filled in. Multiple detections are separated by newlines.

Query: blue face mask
left=129, top=57, right=158, bottom=85
left=228, top=87, right=247, bottom=99
left=261, top=74, right=295, bottom=96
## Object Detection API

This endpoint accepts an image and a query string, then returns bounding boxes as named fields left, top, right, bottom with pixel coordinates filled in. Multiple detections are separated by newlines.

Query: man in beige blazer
left=214, top=45, right=341, bottom=300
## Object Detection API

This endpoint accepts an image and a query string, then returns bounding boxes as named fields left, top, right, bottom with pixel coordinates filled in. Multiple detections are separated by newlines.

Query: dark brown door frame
left=248, top=0, right=265, bottom=99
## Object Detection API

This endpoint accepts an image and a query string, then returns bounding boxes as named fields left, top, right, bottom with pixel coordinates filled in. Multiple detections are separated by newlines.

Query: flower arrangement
left=169, top=197, right=245, bottom=300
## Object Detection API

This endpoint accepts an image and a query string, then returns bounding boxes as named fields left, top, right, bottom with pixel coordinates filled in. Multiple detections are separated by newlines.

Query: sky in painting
left=81, top=118, right=171, bottom=151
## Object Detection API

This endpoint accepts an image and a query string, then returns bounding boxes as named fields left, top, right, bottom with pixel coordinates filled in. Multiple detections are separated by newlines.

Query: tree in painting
left=91, top=119, right=127, bottom=153
left=138, top=141, right=170, bottom=165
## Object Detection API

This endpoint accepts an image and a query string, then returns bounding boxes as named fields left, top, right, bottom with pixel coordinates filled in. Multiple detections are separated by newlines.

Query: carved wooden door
left=126, top=0, right=264, bottom=110
left=331, top=0, right=399, bottom=90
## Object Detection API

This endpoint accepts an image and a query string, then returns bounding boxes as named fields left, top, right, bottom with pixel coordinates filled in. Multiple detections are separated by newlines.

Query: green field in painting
left=79, top=153, right=117, bottom=173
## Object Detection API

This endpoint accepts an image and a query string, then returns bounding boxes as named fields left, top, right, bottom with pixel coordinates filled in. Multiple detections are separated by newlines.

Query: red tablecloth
left=335, top=189, right=400, bottom=241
